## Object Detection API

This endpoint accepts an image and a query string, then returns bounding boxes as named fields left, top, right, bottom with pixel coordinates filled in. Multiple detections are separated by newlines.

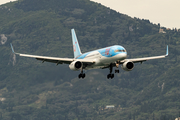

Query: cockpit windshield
left=114, top=49, right=126, bottom=53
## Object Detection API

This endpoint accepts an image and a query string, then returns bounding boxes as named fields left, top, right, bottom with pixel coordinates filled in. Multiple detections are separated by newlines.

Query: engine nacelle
left=69, top=61, right=83, bottom=71
left=122, top=61, right=134, bottom=71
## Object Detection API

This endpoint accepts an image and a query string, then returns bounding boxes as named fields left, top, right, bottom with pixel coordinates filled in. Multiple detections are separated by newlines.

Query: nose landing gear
left=115, top=69, right=119, bottom=73
left=115, top=63, right=120, bottom=73
left=107, top=73, right=114, bottom=79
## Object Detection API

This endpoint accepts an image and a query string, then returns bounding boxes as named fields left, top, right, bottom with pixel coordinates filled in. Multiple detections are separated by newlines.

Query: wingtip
left=166, top=45, right=168, bottom=56
left=10, top=43, right=15, bottom=54
left=71, top=28, right=75, bottom=31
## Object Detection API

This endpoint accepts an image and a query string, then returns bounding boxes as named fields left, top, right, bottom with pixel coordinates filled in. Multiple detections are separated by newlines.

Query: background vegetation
left=0, top=0, right=180, bottom=119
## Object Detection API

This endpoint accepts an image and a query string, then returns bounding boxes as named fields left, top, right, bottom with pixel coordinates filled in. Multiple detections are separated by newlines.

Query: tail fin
left=71, top=29, right=82, bottom=58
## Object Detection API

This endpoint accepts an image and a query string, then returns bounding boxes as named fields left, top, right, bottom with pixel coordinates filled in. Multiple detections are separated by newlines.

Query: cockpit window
left=114, top=49, right=126, bottom=52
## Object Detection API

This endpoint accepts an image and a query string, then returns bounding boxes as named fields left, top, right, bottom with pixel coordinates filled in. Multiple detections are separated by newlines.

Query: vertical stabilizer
left=71, top=29, right=82, bottom=58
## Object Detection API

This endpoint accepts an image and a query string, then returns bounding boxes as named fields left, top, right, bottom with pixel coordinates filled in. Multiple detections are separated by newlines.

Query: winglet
left=166, top=45, right=168, bottom=56
left=10, top=43, right=15, bottom=54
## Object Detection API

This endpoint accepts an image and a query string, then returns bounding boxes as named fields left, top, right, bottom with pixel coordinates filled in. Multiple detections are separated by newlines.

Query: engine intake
left=69, top=61, right=83, bottom=71
left=122, top=61, right=134, bottom=71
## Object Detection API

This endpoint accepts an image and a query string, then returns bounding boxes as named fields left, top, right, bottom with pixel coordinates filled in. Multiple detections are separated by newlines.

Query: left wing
left=121, top=45, right=168, bottom=63
left=10, top=43, right=94, bottom=65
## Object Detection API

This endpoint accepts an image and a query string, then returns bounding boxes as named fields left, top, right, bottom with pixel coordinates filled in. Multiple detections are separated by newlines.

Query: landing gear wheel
left=107, top=74, right=110, bottom=79
left=107, top=63, right=115, bottom=79
left=78, top=74, right=82, bottom=79
left=111, top=74, right=114, bottom=79
left=78, top=67, right=86, bottom=79
left=82, top=73, right=85, bottom=79
left=115, top=70, right=119, bottom=73
left=78, top=73, right=86, bottom=79
left=107, top=74, right=114, bottom=79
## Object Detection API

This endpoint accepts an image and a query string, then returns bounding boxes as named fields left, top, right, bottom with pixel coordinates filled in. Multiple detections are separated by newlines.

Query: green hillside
left=0, top=0, right=180, bottom=119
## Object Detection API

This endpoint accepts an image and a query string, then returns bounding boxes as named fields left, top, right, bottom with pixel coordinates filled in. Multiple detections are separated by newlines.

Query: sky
left=0, top=0, right=180, bottom=29
left=91, top=0, right=180, bottom=29
left=0, top=0, right=16, bottom=5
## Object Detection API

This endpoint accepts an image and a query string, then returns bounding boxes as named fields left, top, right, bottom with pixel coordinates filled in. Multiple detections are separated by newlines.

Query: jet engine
left=69, top=61, right=83, bottom=71
left=122, top=61, right=134, bottom=71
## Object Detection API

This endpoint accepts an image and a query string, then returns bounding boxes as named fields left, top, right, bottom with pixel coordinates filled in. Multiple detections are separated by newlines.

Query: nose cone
left=123, top=52, right=127, bottom=59
left=119, top=52, right=127, bottom=60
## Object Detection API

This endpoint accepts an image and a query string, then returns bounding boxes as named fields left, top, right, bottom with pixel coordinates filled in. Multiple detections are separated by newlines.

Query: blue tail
left=71, top=29, right=82, bottom=58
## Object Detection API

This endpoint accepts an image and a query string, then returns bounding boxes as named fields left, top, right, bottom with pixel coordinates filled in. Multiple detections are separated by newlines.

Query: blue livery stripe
left=76, top=45, right=127, bottom=59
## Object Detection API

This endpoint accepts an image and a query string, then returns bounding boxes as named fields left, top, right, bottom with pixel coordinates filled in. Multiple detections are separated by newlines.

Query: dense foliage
left=0, top=0, right=180, bottom=119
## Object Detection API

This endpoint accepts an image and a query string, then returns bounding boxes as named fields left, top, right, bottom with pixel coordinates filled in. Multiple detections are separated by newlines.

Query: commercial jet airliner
left=10, top=29, right=168, bottom=79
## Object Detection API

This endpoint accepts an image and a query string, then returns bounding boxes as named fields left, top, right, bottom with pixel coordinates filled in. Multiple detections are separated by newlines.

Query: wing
left=120, top=45, right=168, bottom=63
left=19, top=53, right=74, bottom=64
left=10, top=44, right=94, bottom=65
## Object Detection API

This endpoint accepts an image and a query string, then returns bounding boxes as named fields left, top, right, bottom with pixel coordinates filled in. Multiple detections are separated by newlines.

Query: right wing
left=10, top=44, right=94, bottom=65
left=120, top=45, right=168, bottom=63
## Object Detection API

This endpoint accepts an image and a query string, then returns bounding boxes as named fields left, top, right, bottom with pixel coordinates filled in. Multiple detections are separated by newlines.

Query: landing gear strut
left=115, top=63, right=120, bottom=73
left=107, top=64, right=114, bottom=79
left=78, top=68, right=85, bottom=79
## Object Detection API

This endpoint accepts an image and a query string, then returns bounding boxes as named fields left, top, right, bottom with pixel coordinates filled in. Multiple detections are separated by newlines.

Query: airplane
left=10, top=29, right=168, bottom=79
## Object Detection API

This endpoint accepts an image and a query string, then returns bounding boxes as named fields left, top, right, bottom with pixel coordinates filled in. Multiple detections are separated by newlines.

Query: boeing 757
left=10, top=29, right=168, bottom=79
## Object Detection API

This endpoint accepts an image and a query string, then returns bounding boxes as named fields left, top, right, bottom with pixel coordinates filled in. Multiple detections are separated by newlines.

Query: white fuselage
left=80, top=51, right=127, bottom=70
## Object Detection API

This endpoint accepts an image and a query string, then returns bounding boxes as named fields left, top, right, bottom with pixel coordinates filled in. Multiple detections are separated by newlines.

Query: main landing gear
left=78, top=69, right=86, bottom=79
left=79, top=73, right=85, bottom=79
left=107, top=63, right=120, bottom=79
left=107, top=73, right=114, bottom=79
left=107, top=64, right=114, bottom=79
